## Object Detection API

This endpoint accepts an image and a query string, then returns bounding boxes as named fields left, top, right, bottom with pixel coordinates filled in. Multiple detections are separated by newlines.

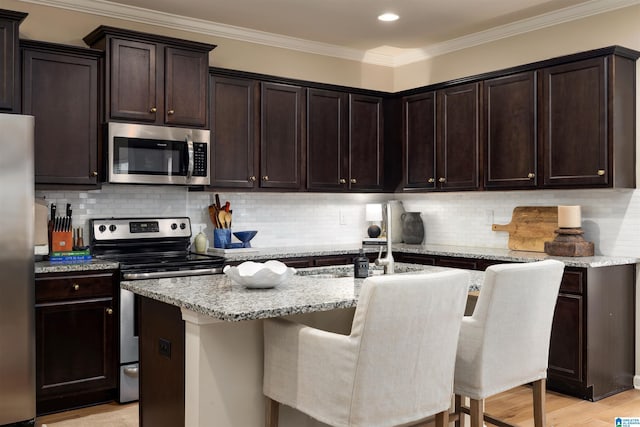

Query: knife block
left=49, top=220, right=73, bottom=253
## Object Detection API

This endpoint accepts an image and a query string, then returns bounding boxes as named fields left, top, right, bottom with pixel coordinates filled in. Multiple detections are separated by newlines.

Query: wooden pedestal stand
left=544, top=228, right=594, bottom=257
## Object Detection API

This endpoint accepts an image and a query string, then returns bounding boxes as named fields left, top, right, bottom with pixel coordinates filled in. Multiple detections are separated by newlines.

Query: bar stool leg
left=469, top=398, right=483, bottom=427
left=533, top=379, right=547, bottom=427
left=265, top=397, right=279, bottom=427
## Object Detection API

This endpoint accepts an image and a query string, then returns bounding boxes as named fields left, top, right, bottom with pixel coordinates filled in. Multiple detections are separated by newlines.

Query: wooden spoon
left=224, top=211, right=232, bottom=228
left=218, top=211, right=227, bottom=228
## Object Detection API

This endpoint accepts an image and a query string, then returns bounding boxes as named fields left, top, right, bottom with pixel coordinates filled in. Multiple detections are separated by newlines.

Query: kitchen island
left=123, top=263, right=481, bottom=427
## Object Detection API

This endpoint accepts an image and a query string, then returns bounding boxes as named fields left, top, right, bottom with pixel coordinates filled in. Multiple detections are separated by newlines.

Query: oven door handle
left=123, top=267, right=223, bottom=280
left=123, top=366, right=139, bottom=378
left=186, top=134, right=194, bottom=181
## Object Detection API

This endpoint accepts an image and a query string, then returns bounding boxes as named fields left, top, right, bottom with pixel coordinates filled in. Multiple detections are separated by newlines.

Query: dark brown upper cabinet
left=21, top=40, right=101, bottom=186
left=348, top=94, right=384, bottom=191
left=260, top=82, right=304, bottom=189
left=307, top=88, right=348, bottom=191
left=403, top=91, right=436, bottom=190
left=0, top=9, right=27, bottom=113
left=541, top=54, right=636, bottom=188
left=209, top=75, right=258, bottom=189
left=402, top=82, right=480, bottom=191
left=83, top=26, right=214, bottom=127
left=307, top=88, right=383, bottom=191
left=437, top=82, right=480, bottom=191
left=483, top=71, right=538, bottom=189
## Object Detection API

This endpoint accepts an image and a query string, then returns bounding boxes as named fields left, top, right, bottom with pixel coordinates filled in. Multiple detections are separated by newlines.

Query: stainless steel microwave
left=107, top=122, right=210, bottom=185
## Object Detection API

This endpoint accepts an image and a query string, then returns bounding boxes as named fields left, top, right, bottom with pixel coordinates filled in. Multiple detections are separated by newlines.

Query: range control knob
left=109, top=224, right=117, bottom=232
left=98, top=225, right=106, bottom=233
left=180, top=223, right=186, bottom=230
left=171, top=223, right=178, bottom=230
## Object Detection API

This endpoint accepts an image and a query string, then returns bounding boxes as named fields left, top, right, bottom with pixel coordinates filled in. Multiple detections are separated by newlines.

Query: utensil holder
left=213, top=229, right=231, bottom=248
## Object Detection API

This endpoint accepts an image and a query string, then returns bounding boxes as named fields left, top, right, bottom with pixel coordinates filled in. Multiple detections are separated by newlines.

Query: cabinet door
left=0, top=11, right=25, bottom=112
left=547, top=293, right=584, bottom=386
left=542, top=57, right=607, bottom=187
left=306, top=88, right=348, bottom=190
left=403, top=92, right=436, bottom=189
left=484, top=72, right=538, bottom=189
left=437, top=83, right=480, bottom=190
left=22, top=45, right=99, bottom=185
left=164, top=47, right=208, bottom=127
left=209, top=75, right=257, bottom=188
left=36, top=298, right=116, bottom=410
left=349, top=94, right=383, bottom=191
left=260, top=82, right=303, bottom=189
left=109, top=38, right=158, bottom=122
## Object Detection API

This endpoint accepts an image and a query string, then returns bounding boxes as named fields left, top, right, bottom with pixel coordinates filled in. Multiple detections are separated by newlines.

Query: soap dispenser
left=194, top=228, right=208, bottom=254
left=354, top=249, right=369, bottom=278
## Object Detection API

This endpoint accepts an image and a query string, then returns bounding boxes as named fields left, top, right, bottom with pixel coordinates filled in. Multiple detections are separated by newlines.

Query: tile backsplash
left=37, top=184, right=640, bottom=257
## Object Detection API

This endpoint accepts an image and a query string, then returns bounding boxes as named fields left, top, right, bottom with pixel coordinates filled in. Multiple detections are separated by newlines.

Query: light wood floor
left=36, top=386, right=640, bottom=426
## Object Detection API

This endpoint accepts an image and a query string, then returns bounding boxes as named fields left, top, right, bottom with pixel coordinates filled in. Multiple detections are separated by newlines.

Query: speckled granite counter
left=35, top=259, right=119, bottom=274
left=121, top=263, right=483, bottom=322
left=214, top=243, right=638, bottom=268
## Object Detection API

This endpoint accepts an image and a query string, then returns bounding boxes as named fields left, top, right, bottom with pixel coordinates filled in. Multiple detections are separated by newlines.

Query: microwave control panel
left=193, top=142, right=207, bottom=177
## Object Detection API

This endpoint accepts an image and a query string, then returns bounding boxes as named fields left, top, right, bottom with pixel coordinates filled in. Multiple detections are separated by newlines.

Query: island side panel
left=139, top=296, right=185, bottom=427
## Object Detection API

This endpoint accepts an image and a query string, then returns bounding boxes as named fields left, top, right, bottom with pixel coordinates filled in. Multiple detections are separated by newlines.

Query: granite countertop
left=35, top=259, right=119, bottom=275
left=121, top=263, right=484, bottom=322
left=214, top=243, right=639, bottom=268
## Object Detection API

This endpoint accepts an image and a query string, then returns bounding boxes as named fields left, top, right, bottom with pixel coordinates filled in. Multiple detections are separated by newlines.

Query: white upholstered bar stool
left=453, top=259, right=565, bottom=427
left=263, top=270, right=471, bottom=427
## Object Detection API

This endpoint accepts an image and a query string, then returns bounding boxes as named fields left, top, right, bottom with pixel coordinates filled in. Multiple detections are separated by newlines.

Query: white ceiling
left=21, top=0, right=640, bottom=66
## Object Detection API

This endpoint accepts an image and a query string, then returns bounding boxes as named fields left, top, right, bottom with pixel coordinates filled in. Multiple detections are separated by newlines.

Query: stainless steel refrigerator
left=0, top=113, right=36, bottom=426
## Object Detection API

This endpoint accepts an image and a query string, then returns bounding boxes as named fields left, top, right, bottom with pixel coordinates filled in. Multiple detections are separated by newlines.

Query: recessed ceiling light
left=378, top=13, right=399, bottom=22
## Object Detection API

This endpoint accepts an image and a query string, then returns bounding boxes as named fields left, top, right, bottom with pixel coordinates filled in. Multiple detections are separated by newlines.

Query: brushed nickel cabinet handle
left=149, top=107, right=157, bottom=113
left=90, top=171, right=98, bottom=177
left=428, top=178, right=435, bottom=183
left=72, top=284, right=80, bottom=291
left=597, top=169, right=605, bottom=176
left=167, top=109, right=175, bottom=115
left=248, top=176, right=256, bottom=182
left=350, top=178, right=357, bottom=184
left=339, top=178, right=347, bottom=184
left=262, top=176, right=269, bottom=182
left=106, top=308, right=113, bottom=315
left=528, top=173, right=535, bottom=179
left=438, top=177, right=446, bottom=183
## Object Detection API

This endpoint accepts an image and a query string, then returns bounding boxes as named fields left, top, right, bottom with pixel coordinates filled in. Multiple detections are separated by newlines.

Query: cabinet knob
left=167, top=109, right=175, bottom=115
left=438, top=177, right=446, bottom=183
left=427, top=178, right=435, bottom=183
left=597, top=169, right=605, bottom=176
left=90, top=171, right=98, bottom=177
left=248, top=176, right=256, bottom=182
left=106, top=308, right=113, bottom=315
left=149, top=107, right=157, bottom=113
left=339, top=178, right=347, bottom=184
left=72, top=283, right=80, bottom=291
left=527, top=173, right=535, bottom=179
left=262, top=176, right=269, bottom=182
left=350, top=178, right=357, bottom=184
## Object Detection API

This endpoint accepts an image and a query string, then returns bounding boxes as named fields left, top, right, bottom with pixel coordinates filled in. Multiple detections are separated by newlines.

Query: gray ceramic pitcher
left=401, top=212, right=424, bottom=244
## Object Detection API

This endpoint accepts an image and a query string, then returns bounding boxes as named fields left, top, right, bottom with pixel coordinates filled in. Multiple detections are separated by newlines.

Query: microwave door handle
left=186, top=134, right=194, bottom=180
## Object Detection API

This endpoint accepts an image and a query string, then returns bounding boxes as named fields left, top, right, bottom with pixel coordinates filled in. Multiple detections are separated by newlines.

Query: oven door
left=107, top=122, right=210, bottom=186
left=119, top=288, right=139, bottom=403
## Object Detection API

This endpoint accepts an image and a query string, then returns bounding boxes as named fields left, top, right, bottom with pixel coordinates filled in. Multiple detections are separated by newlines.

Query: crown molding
left=18, top=0, right=640, bottom=68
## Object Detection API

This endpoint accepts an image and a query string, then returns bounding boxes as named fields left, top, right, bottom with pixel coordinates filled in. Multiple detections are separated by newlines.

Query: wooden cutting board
left=492, top=206, right=558, bottom=252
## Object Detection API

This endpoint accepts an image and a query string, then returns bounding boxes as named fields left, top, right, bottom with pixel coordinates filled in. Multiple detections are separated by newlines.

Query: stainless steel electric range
left=90, top=217, right=225, bottom=403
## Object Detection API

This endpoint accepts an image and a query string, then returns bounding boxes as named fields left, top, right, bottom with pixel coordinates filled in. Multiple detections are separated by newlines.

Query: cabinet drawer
left=36, top=274, right=114, bottom=303
left=559, top=269, right=585, bottom=295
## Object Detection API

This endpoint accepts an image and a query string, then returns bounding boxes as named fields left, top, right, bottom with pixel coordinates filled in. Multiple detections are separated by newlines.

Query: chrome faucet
left=375, top=202, right=394, bottom=274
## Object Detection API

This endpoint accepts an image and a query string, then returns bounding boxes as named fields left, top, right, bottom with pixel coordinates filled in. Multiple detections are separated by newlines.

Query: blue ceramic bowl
left=233, top=230, right=258, bottom=248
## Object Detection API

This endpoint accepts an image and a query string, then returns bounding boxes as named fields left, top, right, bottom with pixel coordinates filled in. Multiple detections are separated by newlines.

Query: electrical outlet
left=159, top=338, right=171, bottom=358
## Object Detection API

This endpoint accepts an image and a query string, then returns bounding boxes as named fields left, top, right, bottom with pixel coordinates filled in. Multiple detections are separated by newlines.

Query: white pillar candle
left=558, top=205, right=581, bottom=228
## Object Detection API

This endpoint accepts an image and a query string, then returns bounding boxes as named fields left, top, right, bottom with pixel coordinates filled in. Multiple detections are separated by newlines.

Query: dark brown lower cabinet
left=139, top=296, right=185, bottom=427
left=35, top=271, right=118, bottom=415
left=547, top=265, right=635, bottom=401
